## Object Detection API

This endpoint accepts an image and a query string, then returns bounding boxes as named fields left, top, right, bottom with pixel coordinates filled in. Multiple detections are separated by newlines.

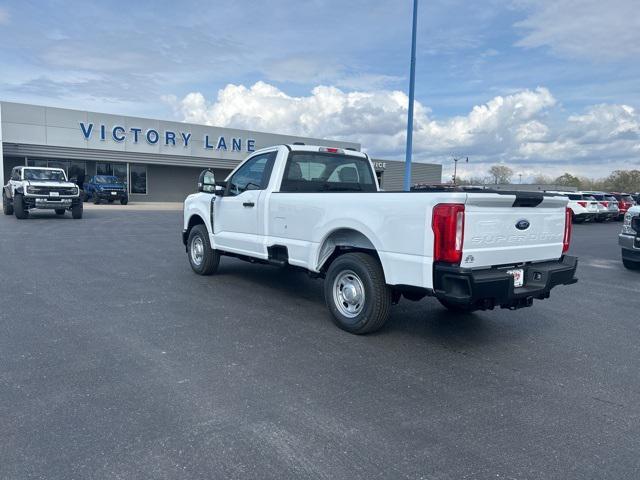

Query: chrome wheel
left=333, top=270, right=365, bottom=318
left=190, top=235, right=204, bottom=266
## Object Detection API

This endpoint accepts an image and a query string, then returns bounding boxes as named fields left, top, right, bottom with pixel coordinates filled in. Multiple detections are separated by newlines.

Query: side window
left=11, top=168, right=21, bottom=181
left=226, top=152, right=276, bottom=197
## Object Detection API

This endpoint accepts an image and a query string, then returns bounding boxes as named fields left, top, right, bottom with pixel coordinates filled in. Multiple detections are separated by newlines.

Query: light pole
left=403, top=0, right=419, bottom=192
left=519, top=173, right=522, bottom=184
left=452, top=156, right=468, bottom=185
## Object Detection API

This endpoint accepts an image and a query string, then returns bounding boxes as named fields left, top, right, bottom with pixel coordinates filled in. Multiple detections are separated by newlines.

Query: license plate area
left=49, top=191, right=59, bottom=197
left=507, top=268, right=524, bottom=288
left=111, top=191, right=117, bottom=195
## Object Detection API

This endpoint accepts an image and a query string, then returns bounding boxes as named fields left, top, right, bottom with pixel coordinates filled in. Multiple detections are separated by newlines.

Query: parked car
left=182, top=144, right=577, bottom=334
left=83, top=175, right=128, bottom=204
left=2, top=166, right=83, bottom=219
left=580, top=192, right=617, bottom=221
left=610, top=193, right=636, bottom=220
left=605, top=194, right=621, bottom=220
left=619, top=206, right=640, bottom=270
left=547, top=191, right=598, bottom=223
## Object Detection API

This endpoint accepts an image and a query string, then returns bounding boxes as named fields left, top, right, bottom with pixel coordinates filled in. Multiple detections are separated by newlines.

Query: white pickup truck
left=182, top=144, right=578, bottom=334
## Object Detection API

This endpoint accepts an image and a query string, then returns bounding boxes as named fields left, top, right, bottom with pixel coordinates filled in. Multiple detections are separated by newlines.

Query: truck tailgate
left=462, top=193, right=567, bottom=268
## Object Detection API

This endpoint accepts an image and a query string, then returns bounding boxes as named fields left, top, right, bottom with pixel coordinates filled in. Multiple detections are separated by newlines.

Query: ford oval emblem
left=515, top=219, right=530, bottom=230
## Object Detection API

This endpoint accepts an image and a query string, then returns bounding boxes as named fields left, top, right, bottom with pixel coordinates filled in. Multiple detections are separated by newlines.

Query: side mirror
left=198, top=170, right=216, bottom=194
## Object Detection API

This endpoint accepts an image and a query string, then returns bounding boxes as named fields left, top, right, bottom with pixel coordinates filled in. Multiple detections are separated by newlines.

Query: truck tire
left=55, top=209, right=66, bottom=215
left=622, top=258, right=640, bottom=270
left=13, top=193, right=28, bottom=219
left=2, top=191, right=13, bottom=215
left=120, top=198, right=128, bottom=205
left=188, top=224, right=219, bottom=275
left=93, top=195, right=101, bottom=204
left=71, top=201, right=83, bottom=219
left=324, top=252, right=391, bottom=334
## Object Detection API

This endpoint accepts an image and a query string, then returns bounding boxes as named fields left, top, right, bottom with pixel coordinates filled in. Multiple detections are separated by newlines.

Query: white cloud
left=166, top=82, right=640, bottom=178
left=514, top=0, right=640, bottom=61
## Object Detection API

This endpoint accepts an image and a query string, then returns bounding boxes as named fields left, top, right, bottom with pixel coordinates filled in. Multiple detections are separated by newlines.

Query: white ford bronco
left=182, top=144, right=578, bottom=334
left=3, top=166, right=83, bottom=219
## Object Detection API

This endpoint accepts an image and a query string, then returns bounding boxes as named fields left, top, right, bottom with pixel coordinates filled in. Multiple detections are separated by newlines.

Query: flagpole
left=403, top=0, right=419, bottom=192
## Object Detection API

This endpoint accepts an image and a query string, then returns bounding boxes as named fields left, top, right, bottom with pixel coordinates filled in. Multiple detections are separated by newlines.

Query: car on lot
left=83, top=175, right=128, bottom=204
left=547, top=191, right=598, bottom=223
left=580, top=192, right=618, bottom=222
left=182, top=144, right=578, bottom=334
left=605, top=194, right=621, bottom=220
left=610, top=193, right=636, bottom=220
left=2, top=166, right=83, bottom=219
left=619, top=205, right=640, bottom=270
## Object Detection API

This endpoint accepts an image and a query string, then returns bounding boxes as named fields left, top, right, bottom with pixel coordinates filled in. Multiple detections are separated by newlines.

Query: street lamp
left=452, top=156, right=468, bottom=185
left=403, top=0, right=419, bottom=192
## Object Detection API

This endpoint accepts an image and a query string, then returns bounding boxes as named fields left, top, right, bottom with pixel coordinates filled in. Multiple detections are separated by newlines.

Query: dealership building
left=0, top=101, right=442, bottom=200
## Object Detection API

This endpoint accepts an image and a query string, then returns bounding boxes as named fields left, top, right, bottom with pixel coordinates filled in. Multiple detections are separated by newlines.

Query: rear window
left=621, top=195, right=634, bottom=202
left=567, top=194, right=582, bottom=200
left=280, top=152, right=376, bottom=193
left=590, top=194, right=604, bottom=200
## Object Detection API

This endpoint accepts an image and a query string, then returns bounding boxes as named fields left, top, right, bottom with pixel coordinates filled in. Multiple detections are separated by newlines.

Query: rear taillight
left=432, top=204, right=465, bottom=264
left=563, top=207, right=572, bottom=253
left=600, top=201, right=608, bottom=207
left=577, top=201, right=587, bottom=208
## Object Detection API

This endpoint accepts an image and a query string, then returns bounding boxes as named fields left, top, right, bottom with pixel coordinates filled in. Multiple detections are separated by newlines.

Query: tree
left=533, top=174, right=553, bottom=185
left=488, top=165, right=514, bottom=184
left=604, top=170, right=640, bottom=192
left=554, top=173, right=582, bottom=189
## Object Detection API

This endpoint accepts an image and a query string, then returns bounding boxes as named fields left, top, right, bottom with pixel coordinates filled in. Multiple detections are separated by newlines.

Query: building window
left=27, top=158, right=48, bottom=168
left=112, top=163, right=127, bottom=185
left=96, top=162, right=112, bottom=175
left=68, top=161, right=87, bottom=184
left=130, top=164, right=147, bottom=194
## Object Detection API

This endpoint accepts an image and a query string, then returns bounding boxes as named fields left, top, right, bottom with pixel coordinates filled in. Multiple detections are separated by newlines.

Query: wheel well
left=318, top=228, right=379, bottom=273
left=184, top=215, right=205, bottom=246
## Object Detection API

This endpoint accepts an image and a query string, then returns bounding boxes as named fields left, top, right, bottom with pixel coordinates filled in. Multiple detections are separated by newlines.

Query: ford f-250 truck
left=182, top=144, right=578, bottom=334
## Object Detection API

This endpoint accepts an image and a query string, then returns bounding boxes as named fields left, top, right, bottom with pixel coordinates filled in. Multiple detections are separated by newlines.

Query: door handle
left=242, top=202, right=255, bottom=208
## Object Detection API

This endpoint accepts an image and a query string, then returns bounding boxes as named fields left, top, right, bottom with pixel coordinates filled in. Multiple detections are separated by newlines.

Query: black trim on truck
left=433, top=255, right=578, bottom=311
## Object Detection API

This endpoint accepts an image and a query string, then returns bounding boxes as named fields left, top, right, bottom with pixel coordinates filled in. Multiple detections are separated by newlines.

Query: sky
left=0, top=0, right=638, bottom=181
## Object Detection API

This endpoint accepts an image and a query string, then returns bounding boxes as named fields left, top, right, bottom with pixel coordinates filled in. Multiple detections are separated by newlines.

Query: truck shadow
left=213, top=259, right=534, bottom=346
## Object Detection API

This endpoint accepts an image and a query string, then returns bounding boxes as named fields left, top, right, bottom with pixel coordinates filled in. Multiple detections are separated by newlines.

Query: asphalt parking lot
left=1, top=209, right=639, bottom=479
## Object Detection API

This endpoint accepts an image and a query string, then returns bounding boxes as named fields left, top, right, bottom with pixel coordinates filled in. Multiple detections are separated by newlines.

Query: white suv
left=548, top=191, right=598, bottom=223
left=2, top=166, right=83, bottom=219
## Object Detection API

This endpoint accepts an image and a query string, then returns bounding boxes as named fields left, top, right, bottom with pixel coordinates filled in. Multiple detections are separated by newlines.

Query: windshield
left=95, top=175, right=120, bottom=184
left=23, top=169, right=66, bottom=182
left=280, top=152, right=376, bottom=193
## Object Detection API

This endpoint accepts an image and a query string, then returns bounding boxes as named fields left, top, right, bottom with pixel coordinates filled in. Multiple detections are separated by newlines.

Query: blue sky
left=0, top=0, right=638, bottom=179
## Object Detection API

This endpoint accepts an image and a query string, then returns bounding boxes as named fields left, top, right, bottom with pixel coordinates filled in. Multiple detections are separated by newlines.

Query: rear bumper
left=433, top=255, right=578, bottom=310
left=619, top=234, right=640, bottom=261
